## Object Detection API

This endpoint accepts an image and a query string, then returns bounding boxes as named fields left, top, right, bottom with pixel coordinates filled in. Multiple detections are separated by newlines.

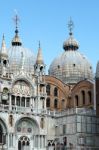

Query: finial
left=68, top=17, right=74, bottom=35
left=13, top=12, right=20, bottom=35
left=12, top=12, right=22, bottom=46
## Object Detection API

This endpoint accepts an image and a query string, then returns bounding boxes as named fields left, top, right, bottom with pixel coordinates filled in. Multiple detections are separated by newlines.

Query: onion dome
left=8, top=15, right=36, bottom=75
left=63, top=33, right=79, bottom=51
left=49, top=19, right=93, bottom=84
left=96, top=61, right=99, bottom=78
left=63, top=19, right=79, bottom=51
left=12, top=28, right=22, bottom=46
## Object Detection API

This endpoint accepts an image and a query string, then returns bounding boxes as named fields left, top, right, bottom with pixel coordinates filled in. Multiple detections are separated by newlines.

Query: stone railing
left=0, top=104, right=96, bottom=117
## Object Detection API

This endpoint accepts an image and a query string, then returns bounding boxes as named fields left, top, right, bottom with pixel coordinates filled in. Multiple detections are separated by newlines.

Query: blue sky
left=0, top=0, right=99, bottom=73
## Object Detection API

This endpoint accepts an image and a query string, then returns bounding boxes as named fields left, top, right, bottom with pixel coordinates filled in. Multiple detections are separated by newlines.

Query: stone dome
left=49, top=26, right=93, bottom=84
left=8, top=30, right=36, bottom=75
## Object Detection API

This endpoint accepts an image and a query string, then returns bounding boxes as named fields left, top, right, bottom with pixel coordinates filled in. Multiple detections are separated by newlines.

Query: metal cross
left=13, top=15, right=20, bottom=29
left=68, top=18, right=74, bottom=34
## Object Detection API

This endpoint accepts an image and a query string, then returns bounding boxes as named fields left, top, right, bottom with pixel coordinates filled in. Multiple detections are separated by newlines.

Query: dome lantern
left=63, top=19, right=79, bottom=51
left=12, top=15, right=22, bottom=46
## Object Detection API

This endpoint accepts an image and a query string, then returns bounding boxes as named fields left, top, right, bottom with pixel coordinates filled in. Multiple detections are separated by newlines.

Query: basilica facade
left=0, top=17, right=99, bottom=150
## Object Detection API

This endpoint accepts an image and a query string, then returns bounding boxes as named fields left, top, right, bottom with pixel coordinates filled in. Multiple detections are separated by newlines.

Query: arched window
left=16, top=96, right=20, bottom=106
left=11, top=95, right=15, bottom=105
left=26, top=97, right=30, bottom=107
left=75, top=95, right=79, bottom=106
left=54, top=87, right=58, bottom=97
left=46, top=84, right=50, bottom=95
left=21, top=97, right=25, bottom=107
left=0, top=124, right=3, bottom=144
left=61, top=99, right=65, bottom=109
left=54, top=99, right=58, bottom=108
left=3, top=87, right=8, bottom=94
left=46, top=98, right=50, bottom=107
left=88, top=91, right=92, bottom=103
left=81, top=91, right=85, bottom=105
left=18, top=136, right=30, bottom=150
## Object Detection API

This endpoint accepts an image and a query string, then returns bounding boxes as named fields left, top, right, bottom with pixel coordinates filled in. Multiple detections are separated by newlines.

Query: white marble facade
left=0, top=21, right=99, bottom=150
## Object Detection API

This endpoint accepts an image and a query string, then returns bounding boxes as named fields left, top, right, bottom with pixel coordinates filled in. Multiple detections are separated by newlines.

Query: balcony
left=0, top=104, right=96, bottom=117
left=0, top=104, right=48, bottom=115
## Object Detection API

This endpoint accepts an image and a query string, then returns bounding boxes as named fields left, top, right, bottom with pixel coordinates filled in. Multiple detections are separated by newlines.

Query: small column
left=30, top=97, right=33, bottom=107
left=7, top=133, right=9, bottom=148
left=45, top=136, right=47, bottom=149
left=34, top=135, right=35, bottom=148
left=38, top=135, right=40, bottom=148
left=44, top=98, right=46, bottom=109
left=41, top=135, right=43, bottom=148
left=32, top=135, right=34, bottom=148
left=32, top=97, right=34, bottom=108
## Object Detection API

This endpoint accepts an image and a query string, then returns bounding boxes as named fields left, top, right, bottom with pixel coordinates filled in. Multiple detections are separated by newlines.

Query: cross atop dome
left=68, top=18, right=74, bottom=35
left=63, top=19, right=79, bottom=51
left=12, top=14, right=22, bottom=46
left=13, top=14, right=20, bottom=35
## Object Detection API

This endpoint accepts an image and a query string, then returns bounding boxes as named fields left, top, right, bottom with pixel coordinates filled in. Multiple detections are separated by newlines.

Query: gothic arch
left=18, top=136, right=30, bottom=150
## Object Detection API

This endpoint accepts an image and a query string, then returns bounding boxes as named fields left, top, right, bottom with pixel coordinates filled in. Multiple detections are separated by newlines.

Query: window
left=63, top=137, right=67, bottom=146
left=46, top=84, right=50, bottom=95
left=18, top=136, right=30, bottom=150
left=63, top=125, right=66, bottom=134
left=46, top=98, right=50, bottom=107
left=3, top=60, right=7, bottom=66
left=75, top=95, right=79, bottom=106
left=21, top=97, right=25, bottom=107
left=11, top=95, right=15, bottom=105
left=16, top=96, right=20, bottom=106
left=54, top=99, right=58, bottom=108
left=26, top=98, right=30, bottom=107
left=3, top=87, right=8, bottom=94
left=81, top=91, right=85, bottom=105
left=61, top=99, right=65, bottom=109
left=54, top=87, right=58, bottom=97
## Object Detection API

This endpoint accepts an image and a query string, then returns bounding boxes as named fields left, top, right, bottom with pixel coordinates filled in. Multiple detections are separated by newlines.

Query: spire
left=1, top=34, right=7, bottom=56
left=63, top=18, right=79, bottom=51
left=12, top=15, right=22, bottom=46
left=36, top=41, right=44, bottom=64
